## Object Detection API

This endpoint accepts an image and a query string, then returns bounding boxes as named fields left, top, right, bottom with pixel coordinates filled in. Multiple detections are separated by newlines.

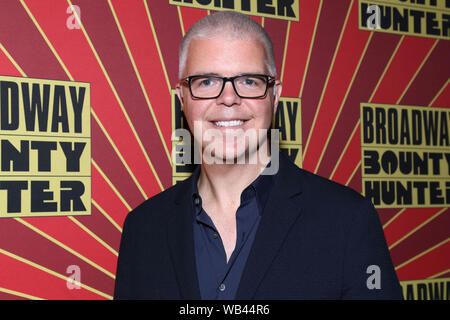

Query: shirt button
left=213, top=232, right=219, bottom=239
left=194, top=197, right=200, bottom=205
left=218, top=283, right=226, bottom=292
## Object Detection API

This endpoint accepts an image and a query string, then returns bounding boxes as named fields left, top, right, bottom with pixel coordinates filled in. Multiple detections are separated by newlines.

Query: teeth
left=214, top=120, right=244, bottom=127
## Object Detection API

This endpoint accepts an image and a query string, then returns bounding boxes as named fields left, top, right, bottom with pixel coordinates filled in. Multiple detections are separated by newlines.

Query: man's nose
left=216, top=81, right=241, bottom=107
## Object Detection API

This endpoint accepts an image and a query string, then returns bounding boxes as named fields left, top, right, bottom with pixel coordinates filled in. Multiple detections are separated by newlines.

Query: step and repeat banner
left=0, top=0, right=448, bottom=300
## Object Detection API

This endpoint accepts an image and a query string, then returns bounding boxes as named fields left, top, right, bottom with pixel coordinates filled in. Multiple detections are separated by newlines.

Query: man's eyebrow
left=190, top=72, right=221, bottom=76
left=191, top=72, right=267, bottom=77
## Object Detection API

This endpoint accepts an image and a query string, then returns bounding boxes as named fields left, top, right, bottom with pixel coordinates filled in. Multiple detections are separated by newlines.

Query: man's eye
left=244, top=78, right=256, bottom=86
left=240, top=77, right=263, bottom=87
left=198, top=78, right=215, bottom=86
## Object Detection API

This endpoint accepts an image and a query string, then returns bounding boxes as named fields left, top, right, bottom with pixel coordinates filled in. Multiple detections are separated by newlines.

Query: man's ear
left=175, top=84, right=184, bottom=110
left=273, top=80, right=282, bottom=115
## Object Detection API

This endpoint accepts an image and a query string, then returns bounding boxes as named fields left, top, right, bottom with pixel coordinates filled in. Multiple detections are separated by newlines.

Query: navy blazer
left=114, top=152, right=403, bottom=300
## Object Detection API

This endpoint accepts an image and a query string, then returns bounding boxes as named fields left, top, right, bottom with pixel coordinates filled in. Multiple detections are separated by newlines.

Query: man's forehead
left=184, top=37, right=268, bottom=75
left=187, top=36, right=265, bottom=50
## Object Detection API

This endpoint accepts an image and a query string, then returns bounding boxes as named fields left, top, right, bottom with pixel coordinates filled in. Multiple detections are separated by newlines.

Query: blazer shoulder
left=294, top=166, right=370, bottom=211
left=288, top=167, right=380, bottom=242
left=123, top=180, right=187, bottom=226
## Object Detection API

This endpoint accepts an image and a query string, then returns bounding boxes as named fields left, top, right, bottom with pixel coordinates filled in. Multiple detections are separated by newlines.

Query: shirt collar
left=250, top=162, right=275, bottom=214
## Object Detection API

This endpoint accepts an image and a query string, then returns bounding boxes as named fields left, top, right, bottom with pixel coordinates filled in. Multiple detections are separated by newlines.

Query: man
left=114, top=11, right=403, bottom=300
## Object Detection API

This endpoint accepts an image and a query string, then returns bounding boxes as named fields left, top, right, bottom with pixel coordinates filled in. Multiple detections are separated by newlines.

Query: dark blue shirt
left=191, top=166, right=274, bottom=300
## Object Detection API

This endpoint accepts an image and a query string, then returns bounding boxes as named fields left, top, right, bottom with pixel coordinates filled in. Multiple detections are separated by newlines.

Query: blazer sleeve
left=341, top=199, right=404, bottom=299
left=114, top=213, right=134, bottom=300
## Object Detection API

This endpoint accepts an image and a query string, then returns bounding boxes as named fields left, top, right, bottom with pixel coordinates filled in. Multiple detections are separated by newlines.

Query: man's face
left=176, top=37, right=282, bottom=163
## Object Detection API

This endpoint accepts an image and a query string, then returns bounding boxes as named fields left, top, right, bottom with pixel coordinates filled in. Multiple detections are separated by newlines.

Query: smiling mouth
left=212, top=120, right=246, bottom=127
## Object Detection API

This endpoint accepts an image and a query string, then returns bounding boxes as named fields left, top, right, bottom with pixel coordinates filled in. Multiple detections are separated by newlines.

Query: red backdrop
left=0, top=0, right=448, bottom=300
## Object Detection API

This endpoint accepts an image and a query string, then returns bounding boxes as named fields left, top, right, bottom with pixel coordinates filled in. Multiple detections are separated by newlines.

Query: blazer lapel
left=167, top=172, right=201, bottom=299
left=236, top=153, right=304, bottom=299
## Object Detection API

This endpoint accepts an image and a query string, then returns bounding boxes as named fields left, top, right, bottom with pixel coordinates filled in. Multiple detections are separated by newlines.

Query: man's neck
left=197, top=149, right=270, bottom=211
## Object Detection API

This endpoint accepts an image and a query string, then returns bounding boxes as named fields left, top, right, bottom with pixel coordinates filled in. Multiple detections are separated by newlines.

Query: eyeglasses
left=181, top=74, right=275, bottom=99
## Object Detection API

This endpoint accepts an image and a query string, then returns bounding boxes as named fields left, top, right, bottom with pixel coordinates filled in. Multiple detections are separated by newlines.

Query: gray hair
left=178, top=11, right=277, bottom=79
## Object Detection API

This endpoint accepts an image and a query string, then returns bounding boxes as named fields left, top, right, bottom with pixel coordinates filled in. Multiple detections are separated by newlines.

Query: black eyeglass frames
left=180, top=74, right=275, bottom=99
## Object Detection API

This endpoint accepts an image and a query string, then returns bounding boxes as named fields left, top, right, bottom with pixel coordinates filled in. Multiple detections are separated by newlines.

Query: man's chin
left=202, top=151, right=239, bottom=165
left=202, top=146, right=264, bottom=165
